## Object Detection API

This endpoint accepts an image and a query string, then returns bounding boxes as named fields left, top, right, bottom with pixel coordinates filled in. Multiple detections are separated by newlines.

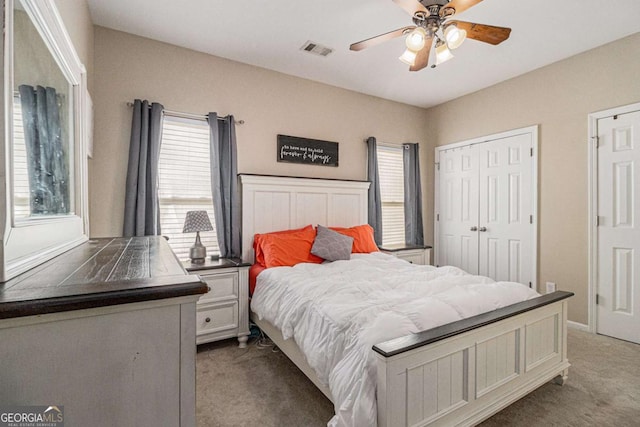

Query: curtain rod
left=126, top=101, right=245, bottom=125
left=363, top=139, right=414, bottom=148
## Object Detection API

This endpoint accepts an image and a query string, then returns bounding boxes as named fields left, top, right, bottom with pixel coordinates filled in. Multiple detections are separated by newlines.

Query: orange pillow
left=260, top=227, right=323, bottom=268
left=254, top=225, right=313, bottom=266
left=330, top=224, right=379, bottom=253
left=249, top=263, right=267, bottom=296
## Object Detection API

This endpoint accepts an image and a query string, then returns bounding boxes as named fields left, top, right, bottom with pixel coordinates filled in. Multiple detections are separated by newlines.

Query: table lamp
left=183, top=210, right=213, bottom=263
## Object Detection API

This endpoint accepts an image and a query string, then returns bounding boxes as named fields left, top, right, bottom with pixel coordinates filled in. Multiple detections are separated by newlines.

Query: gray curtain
left=403, top=143, right=424, bottom=246
left=19, top=85, right=69, bottom=215
left=123, top=99, right=164, bottom=237
left=366, top=136, right=383, bottom=245
left=209, top=113, right=241, bottom=258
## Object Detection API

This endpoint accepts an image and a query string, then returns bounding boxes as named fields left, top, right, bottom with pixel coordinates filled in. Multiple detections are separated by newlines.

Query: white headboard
left=240, top=175, right=370, bottom=262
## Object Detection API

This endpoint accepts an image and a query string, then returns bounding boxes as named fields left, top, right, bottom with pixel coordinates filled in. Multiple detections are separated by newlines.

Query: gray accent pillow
left=311, top=225, right=354, bottom=261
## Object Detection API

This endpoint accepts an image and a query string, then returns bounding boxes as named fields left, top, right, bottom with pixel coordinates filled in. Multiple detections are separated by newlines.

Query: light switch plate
left=546, top=282, right=556, bottom=294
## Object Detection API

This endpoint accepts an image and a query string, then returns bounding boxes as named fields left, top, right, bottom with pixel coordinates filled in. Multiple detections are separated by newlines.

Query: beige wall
left=91, top=22, right=639, bottom=324
left=55, top=0, right=94, bottom=91
left=90, top=26, right=430, bottom=238
left=423, top=32, right=640, bottom=324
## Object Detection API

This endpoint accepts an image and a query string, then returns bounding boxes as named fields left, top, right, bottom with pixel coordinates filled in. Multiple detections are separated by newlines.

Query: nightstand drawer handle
left=205, top=317, right=211, bottom=323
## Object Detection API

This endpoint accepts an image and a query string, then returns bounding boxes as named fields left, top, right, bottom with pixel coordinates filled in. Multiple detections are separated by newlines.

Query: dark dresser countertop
left=0, top=237, right=207, bottom=319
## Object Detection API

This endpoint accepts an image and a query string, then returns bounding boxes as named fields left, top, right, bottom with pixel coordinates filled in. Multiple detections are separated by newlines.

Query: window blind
left=158, top=115, right=220, bottom=260
left=13, top=97, right=30, bottom=218
left=377, top=144, right=405, bottom=246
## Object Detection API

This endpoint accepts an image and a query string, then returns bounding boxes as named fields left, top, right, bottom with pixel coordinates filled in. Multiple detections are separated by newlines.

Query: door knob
left=470, top=226, right=478, bottom=231
left=479, top=227, right=487, bottom=232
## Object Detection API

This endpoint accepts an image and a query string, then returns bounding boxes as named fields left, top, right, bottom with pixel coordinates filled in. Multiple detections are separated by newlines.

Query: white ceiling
left=86, top=0, right=640, bottom=109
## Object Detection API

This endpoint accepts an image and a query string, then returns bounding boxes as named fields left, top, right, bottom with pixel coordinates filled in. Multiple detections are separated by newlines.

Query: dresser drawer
left=199, top=272, right=238, bottom=303
left=197, top=301, right=238, bottom=335
left=184, top=260, right=250, bottom=347
left=398, top=251, right=424, bottom=264
left=381, top=248, right=430, bottom=265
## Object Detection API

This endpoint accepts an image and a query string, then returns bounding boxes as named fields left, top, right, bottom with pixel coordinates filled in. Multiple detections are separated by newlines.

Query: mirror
left=12, top=0, right=74, bottom=219
left=0, top=0, right=89, bottom=282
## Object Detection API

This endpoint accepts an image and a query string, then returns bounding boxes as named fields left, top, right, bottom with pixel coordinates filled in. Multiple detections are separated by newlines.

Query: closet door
left=478, top=134, right=533, bottom=284
left=436, top=128, right=536, bottom=286
left=438, top=146, right=480, bottom=274
left=596, top=109, right=640, bottom=344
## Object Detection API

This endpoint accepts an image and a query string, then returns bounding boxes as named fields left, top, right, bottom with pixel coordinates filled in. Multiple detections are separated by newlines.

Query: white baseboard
left=567, top=320, right=590, bottom=332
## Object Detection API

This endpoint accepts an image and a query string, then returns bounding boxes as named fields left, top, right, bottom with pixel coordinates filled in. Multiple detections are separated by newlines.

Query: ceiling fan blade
left=409, top=35, right=434, bottom=71
left=452, top=21, right=511, bottom=45
left=393, top=0, right=427, bottom=16
left=443, top=0, right=484, bottom=16
left=350, top=26, right=415, bottom=51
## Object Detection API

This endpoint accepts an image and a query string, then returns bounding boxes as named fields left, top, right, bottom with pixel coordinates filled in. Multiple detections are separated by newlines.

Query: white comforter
left=251, top=252, right=539, bottom=427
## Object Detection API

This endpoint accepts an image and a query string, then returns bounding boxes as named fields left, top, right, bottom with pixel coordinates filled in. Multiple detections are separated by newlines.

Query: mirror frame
left=1, top=0, right=89, bottom=281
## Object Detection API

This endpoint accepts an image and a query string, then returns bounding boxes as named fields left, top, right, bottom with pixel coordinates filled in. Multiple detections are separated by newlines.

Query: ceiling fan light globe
left=405, top=27, right=427, bottom=51
left=398, top=48, right=417, bottom=66
left=435, top=41, right=454, bottom=65
left=444, top=25, right=466, bottom=50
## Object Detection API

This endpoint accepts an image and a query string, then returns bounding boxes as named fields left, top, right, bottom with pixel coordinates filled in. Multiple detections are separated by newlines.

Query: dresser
left=184, top=258, right=251, bottom=347
left=379, top=244, right=433, bottom=265
left=0, top=237, right=207, bottom=427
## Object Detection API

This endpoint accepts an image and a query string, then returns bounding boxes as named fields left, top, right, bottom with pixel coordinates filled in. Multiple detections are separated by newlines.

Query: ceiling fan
left=350, top=0, right=511, bottom=71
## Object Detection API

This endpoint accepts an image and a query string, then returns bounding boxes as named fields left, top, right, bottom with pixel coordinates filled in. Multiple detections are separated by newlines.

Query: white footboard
left=375, top=292, right=571, bottom=427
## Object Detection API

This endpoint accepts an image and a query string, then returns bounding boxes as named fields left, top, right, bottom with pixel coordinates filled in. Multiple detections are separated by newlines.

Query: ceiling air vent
left=300, top=41, right=333, bottom=57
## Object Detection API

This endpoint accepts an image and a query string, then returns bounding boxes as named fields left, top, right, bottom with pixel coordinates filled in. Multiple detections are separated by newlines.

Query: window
left=158, top=115, right=219, bottom=260
left=377, top=144, right=405, bottom=246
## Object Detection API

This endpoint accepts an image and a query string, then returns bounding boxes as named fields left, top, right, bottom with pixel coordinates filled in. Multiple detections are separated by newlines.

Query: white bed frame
left=241, top=174, right=571, bottom=427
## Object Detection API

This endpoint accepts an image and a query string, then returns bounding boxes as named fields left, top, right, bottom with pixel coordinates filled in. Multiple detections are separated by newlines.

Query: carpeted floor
left=196, top=329, right=640, bottom=426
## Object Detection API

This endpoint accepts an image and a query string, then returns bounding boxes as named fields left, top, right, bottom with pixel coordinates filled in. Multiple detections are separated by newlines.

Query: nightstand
left=379, top=244, right=433, bottom=265
left=183, top=258, right=250, bottom=348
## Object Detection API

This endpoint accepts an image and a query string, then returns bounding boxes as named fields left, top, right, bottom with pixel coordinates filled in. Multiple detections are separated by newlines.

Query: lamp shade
left=444, top=24, right=466, bottom=50
left=398, top=48, right=417, bottom=66
left=435, top=40, right=454, bottom=65
left=183, top=210, right=213, bottom=233
left=405, top=27, right=427, bottom=51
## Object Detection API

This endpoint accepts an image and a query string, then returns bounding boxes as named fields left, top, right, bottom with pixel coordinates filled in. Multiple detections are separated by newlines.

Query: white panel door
left=436, top=129, right=535, bottom=287
left=597, top=110, right=640, bottom=343
left=478, top=134, right=534, bottom=284
left=438, top=146, right=480, bottom=274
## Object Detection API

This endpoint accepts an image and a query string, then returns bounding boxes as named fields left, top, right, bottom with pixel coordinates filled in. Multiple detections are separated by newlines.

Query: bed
left=240, top=174, right=572, bottom=427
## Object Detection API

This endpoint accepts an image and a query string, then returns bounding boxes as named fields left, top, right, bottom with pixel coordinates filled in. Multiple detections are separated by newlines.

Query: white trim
left=20, top=0, right=83, bottom=85
left=567, top=320, right=590, bottom=332
left=434, top=125, right=539, bottom=288
left=587, top=101, right=640, bottom=334
left=437, top=125, right=539, bottom=151
left=5, top=235, right=88, bottom=279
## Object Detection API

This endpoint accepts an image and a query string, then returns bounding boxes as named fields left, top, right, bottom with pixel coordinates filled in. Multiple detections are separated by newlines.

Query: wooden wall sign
left=277, top=134, right=339, bottom=167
